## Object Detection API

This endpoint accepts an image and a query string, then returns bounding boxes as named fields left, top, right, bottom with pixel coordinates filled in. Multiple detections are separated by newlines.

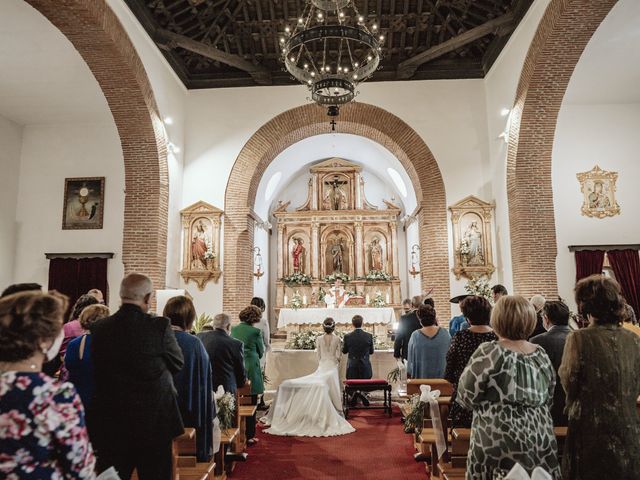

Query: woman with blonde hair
left=456, top=295, right=560, bottom=479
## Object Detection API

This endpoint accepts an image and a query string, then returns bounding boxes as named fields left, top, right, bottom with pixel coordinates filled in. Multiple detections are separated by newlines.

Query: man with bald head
left=91, top=273, right=184, bottom=480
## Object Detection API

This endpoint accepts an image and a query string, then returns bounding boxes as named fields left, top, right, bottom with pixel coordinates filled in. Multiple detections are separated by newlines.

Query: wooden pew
left=416, top=396, right=452, bottom=477
left=174, top=427, right=217, bottom=480
left=406, top=378, right=454, bottom=397
left=215, top=428, right=239, bottom=480
left=232, top=381, right=257, bottom=455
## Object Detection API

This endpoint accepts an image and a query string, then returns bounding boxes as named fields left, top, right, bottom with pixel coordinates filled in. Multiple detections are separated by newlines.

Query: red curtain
left=575, top=250, right=605, bottom=283
left=48, top=257, right=108, bottom=318
left=608, top=249, right=640, bottom=317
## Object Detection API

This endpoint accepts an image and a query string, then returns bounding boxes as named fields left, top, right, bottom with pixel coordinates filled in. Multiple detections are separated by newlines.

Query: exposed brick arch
left=224, top=102, right=448, bottom=316
left=506, top=0, right=617, bottom=297
left=26, top=0, right=169, bottom=290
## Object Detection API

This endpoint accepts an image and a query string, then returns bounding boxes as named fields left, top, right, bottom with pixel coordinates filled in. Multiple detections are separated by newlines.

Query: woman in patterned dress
left=0, top=291, right=96, bottom=479
left=444, top=295, right=497, bottom=429
left=559, top=275, right=640, bottom=479
left=457, top=295, right=560, bottom=480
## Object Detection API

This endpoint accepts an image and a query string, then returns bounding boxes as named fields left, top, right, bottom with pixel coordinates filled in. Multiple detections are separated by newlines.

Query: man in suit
left=343, top=315, right=374, bottom=406
left=91, top=273, right=184, bottom=480
left=530, top=300, right=571, bottom=426
left=197, top=313, right=247, bottom=394
left=394, top=296, right=422, bottom=361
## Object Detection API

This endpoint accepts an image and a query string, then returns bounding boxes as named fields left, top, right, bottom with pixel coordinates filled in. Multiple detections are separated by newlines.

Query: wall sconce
left=410, top=244, right=420, bottom=277
left=253, top=247, right=264, bottom=278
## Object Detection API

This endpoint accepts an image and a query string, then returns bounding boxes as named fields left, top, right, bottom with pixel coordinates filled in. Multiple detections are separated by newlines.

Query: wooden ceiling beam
left=396, top=11, right=513, bottom=79
left=156, top=28, right=272, bottom=84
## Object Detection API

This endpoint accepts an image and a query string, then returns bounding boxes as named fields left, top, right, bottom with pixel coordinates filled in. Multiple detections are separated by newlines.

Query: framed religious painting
left=576, top=165, right=621, bottom=219
left=62, top=177, right=105, bottom=230
left=449, top=195, right=496, bottom=280
left=179, top=201, right=223, bottom=290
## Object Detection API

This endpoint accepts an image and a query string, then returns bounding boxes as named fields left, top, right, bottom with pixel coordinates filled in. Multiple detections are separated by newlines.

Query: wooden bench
left=173, top=428, right=217, bottom=480
left=343, top=379, right=392, bottom=418
left=214, top=428, right=239, bottom=480
left=406, top=378, right=454, bottom=397
left=232, top=381, right=257, bottom=455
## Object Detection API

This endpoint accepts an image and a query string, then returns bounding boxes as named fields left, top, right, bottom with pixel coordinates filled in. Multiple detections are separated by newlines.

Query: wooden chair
left=232, top=380, right=257, bottom=455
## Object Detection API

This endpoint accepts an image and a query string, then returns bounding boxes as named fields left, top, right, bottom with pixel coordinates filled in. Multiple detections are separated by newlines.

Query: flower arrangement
left=282, top=272, right=312, bottom=285
left=458, top=238, right=470, bottom=256
left=290, top=291, right=304, bottom=310
left=403, top=394, right=425, bottom=437
left=369, top=292, right=387, bottom=308
left=362, top=270, right=392, bottom=282
left=464, top=276, right=492, bottom=301
left=215, top=390, right=236, bottom=430
left=286, top=330, right=322, bottom=350
left=193, top=313, right=213, bottom=333
left=323, top=272, right=351, bottom=284
left=387, top=366, right=401, bottom=384
left=204, top=250, right=216, bottom=260
left=373, top=334, right=391, bottom=349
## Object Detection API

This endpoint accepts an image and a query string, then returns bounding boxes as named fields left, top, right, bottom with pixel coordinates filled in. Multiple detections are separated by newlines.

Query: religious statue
left=370, top=238, right=384, bottom=271
left=191, top=220, right=210, bottom=269
left=323, top=177, right=349, bottom=210
left=463, top=221, right=484, bottom=266
left=588, top=181, right=611, bottom=209
left=330, top=239, right=344, bottom=273
left=324, top=279, right=350, bottom=309
left=291, top=237, right=306, bottom=273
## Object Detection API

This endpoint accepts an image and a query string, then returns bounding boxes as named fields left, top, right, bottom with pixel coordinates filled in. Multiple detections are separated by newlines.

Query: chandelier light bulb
left=290, top=57, right=295, bottom=62
left=344, top=67, right=349, bottom=73
left=285, top=26, right=290, bottom=33
left=379, top=35, right=384, bottom=41
left=298, top=17, right=303, bottom=23
left=280, top=38, right=285, bottom=43
left=308, top=80, right=312, bottom=84
left=304, top=63, right=309, bottom=69
left=358, top=16, right=364, bottom=22
left=310, top=71, right=316, bottom=77
left=367, top=55, right=373, bottom=61
left=337, top=66, right=342, bottom=72
left=339, top=12, right=345, bottom=18
left=325, top=66, right=331, bottom=72
left=354, top=62, right=359, bottom=67
left=353, top=74, right=358, bottom=79
left=372, top=24, right=377, bottom=31
left=317, top=12, right=323, bottom=19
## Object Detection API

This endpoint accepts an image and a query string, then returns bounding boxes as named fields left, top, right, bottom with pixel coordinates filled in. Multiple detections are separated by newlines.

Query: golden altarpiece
left=273, top=158, right=402, bottom=314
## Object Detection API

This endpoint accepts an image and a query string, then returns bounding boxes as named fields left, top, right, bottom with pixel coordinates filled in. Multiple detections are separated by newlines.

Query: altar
left=277, top=307, right=395, bottom=328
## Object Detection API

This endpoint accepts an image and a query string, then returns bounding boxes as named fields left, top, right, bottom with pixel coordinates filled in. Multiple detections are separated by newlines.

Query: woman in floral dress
left=457, top=295, right=560, bottom=480
left=0, top=291, right=96, bottom=479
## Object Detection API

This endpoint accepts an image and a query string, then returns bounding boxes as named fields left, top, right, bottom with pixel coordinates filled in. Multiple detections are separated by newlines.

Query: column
left=311, top=222, right=320, bottom=279
left=277, top=223, right=285, bottom=280
left=390, top=221, right=399, bottom=277
left=355, top=221, right=364, bottom=278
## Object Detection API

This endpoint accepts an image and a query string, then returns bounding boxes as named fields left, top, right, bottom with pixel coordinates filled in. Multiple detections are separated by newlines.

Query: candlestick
left=303, top=295, right=307, bottom=305
left=365, top=294, right=370, bottom=304
left=386, top=292, right=390, bottom=303
left=284, top=295, right=288, bottom=305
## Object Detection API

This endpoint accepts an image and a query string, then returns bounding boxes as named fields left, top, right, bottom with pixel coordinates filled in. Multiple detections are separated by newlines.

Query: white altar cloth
left=277, top=307, right=395, bottom=328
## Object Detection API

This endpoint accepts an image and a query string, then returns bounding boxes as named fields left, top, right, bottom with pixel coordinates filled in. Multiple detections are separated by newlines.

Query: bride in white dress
left=261, top=318, right=355, bottom=437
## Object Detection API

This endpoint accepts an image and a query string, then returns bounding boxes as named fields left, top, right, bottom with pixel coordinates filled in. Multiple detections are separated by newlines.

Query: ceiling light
left=500, top=108, right=510, bottom=116
left=163, top=117, right=173, bottom=125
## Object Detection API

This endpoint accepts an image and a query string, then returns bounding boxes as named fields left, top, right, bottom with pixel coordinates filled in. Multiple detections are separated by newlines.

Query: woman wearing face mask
left=0, top=291, right=97, bottom=479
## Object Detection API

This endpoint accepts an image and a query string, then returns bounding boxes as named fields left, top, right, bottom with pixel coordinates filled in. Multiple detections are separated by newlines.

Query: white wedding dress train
left=261, top=333, right=355, bottom=437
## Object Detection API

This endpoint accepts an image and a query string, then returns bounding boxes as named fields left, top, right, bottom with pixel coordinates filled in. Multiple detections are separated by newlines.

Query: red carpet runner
left=233, top=407, right=428, bottom=480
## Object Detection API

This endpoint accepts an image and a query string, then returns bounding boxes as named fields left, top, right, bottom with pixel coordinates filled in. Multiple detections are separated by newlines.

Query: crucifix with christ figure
left=323, top=177, right=349, bottom=210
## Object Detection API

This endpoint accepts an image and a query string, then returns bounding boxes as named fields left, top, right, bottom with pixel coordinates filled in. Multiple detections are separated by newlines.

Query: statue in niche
left=370, top=238, right=384, bottom=271
left=291, top=237, right=306, bottom=273
left=191, top=219, right=211, bottom=270
left=330, top=238, right=345, bottom=272
left=463, top=221, right=484, bottom=266
left=323, top=177, right=349, bottom=210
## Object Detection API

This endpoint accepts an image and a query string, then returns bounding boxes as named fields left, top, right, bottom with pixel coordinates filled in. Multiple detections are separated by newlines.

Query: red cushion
left=344, top=379, right=388, bottom=385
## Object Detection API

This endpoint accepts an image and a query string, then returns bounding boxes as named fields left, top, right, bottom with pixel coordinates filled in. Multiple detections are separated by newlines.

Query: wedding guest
left=407, top=304, right=451, bottom=379
left=231, top=305, right=264, bottom=444
left=529, top=294, right=547, bottom=339
left=250, top=296, right=271, bottom=370
left=457, top=296, right=560, bottom=479
left=559, top=275, right=640, bottom=479
left=622, top=302, right=640, bottom=335
left=65, top=304, right=110, bottom=413
left=0, top=282, right=42, bottom=297
left=0, top=291, right=96, bottom=478
left=448, top=294, right=471, bottom=337
left=343, top=314, right=374, bottom=406
left=401, top=298, right=412, bottom=314
left=491, top=284, right=508, bottom=303
left=198, top=313, right=247, bottom=394
left=164, top=296, right=215, bottom=462
left=530, top=300, right=571, bottom=426
left=87, top=288, right=105, bottom=304
left=59, top=294, right=100, bottom=379
left=91, top=273, right=184, bottom=480
left=393, top=295, right=422, bottom=361
left=444, top=295, right=496, bottom=428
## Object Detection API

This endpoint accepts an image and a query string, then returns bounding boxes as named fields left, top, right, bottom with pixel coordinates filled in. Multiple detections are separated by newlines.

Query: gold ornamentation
left=576, top=165, right=621, bottom=219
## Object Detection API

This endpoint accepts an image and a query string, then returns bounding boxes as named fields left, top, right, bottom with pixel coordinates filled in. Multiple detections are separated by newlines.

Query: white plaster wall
left=0, top=115, right=23, bottom=289
left=483, top=0, right=551, bottom=293
left=12, top=123, right=125, bottom=311
left=553, top=104, right=640, bottom=308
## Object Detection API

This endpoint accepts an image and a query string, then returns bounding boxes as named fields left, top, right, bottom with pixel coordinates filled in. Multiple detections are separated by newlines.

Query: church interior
left=1, top=0, right=640, bottom=479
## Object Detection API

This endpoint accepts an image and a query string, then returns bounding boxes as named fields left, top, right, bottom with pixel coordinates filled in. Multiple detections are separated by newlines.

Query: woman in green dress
left=231, top=305, right=265, bottom=443
left=559, top=275, right=640, bottom=480
left=457, top=295, right=560, bottom=480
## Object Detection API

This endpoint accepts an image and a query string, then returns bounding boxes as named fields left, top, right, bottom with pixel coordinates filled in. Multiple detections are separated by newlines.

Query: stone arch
left=224, top=102, right=448, bottom=316
left=506, top=0, right=617, bottom=297
left=25, top=0, right=169, bottom=289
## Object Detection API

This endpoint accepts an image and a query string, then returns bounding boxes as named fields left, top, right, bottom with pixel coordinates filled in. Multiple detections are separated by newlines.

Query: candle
left=365, top=294, right=370, bottom=304
left=284, top=295, right=288, bottom=305
left=303, top=295, right=307, bottom=305
left=386, top=292, right=390, bottom=303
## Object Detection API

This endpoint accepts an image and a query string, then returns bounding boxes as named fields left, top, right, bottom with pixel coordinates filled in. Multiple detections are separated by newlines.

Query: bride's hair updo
left=323, top=317, right=336, bottom=334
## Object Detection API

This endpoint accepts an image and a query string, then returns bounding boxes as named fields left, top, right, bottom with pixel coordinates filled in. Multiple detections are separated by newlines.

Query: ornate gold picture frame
left=62, top=177, right=105, bottom=230
left=449, top=195, right=495, bottom=280
left=577, top=165, right=621, bottom=219
left=179, top=201, right=223, bottom=290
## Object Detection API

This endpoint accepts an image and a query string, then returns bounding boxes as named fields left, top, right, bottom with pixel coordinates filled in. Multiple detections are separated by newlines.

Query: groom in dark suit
left=343, top=315, right=374, bottom=406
